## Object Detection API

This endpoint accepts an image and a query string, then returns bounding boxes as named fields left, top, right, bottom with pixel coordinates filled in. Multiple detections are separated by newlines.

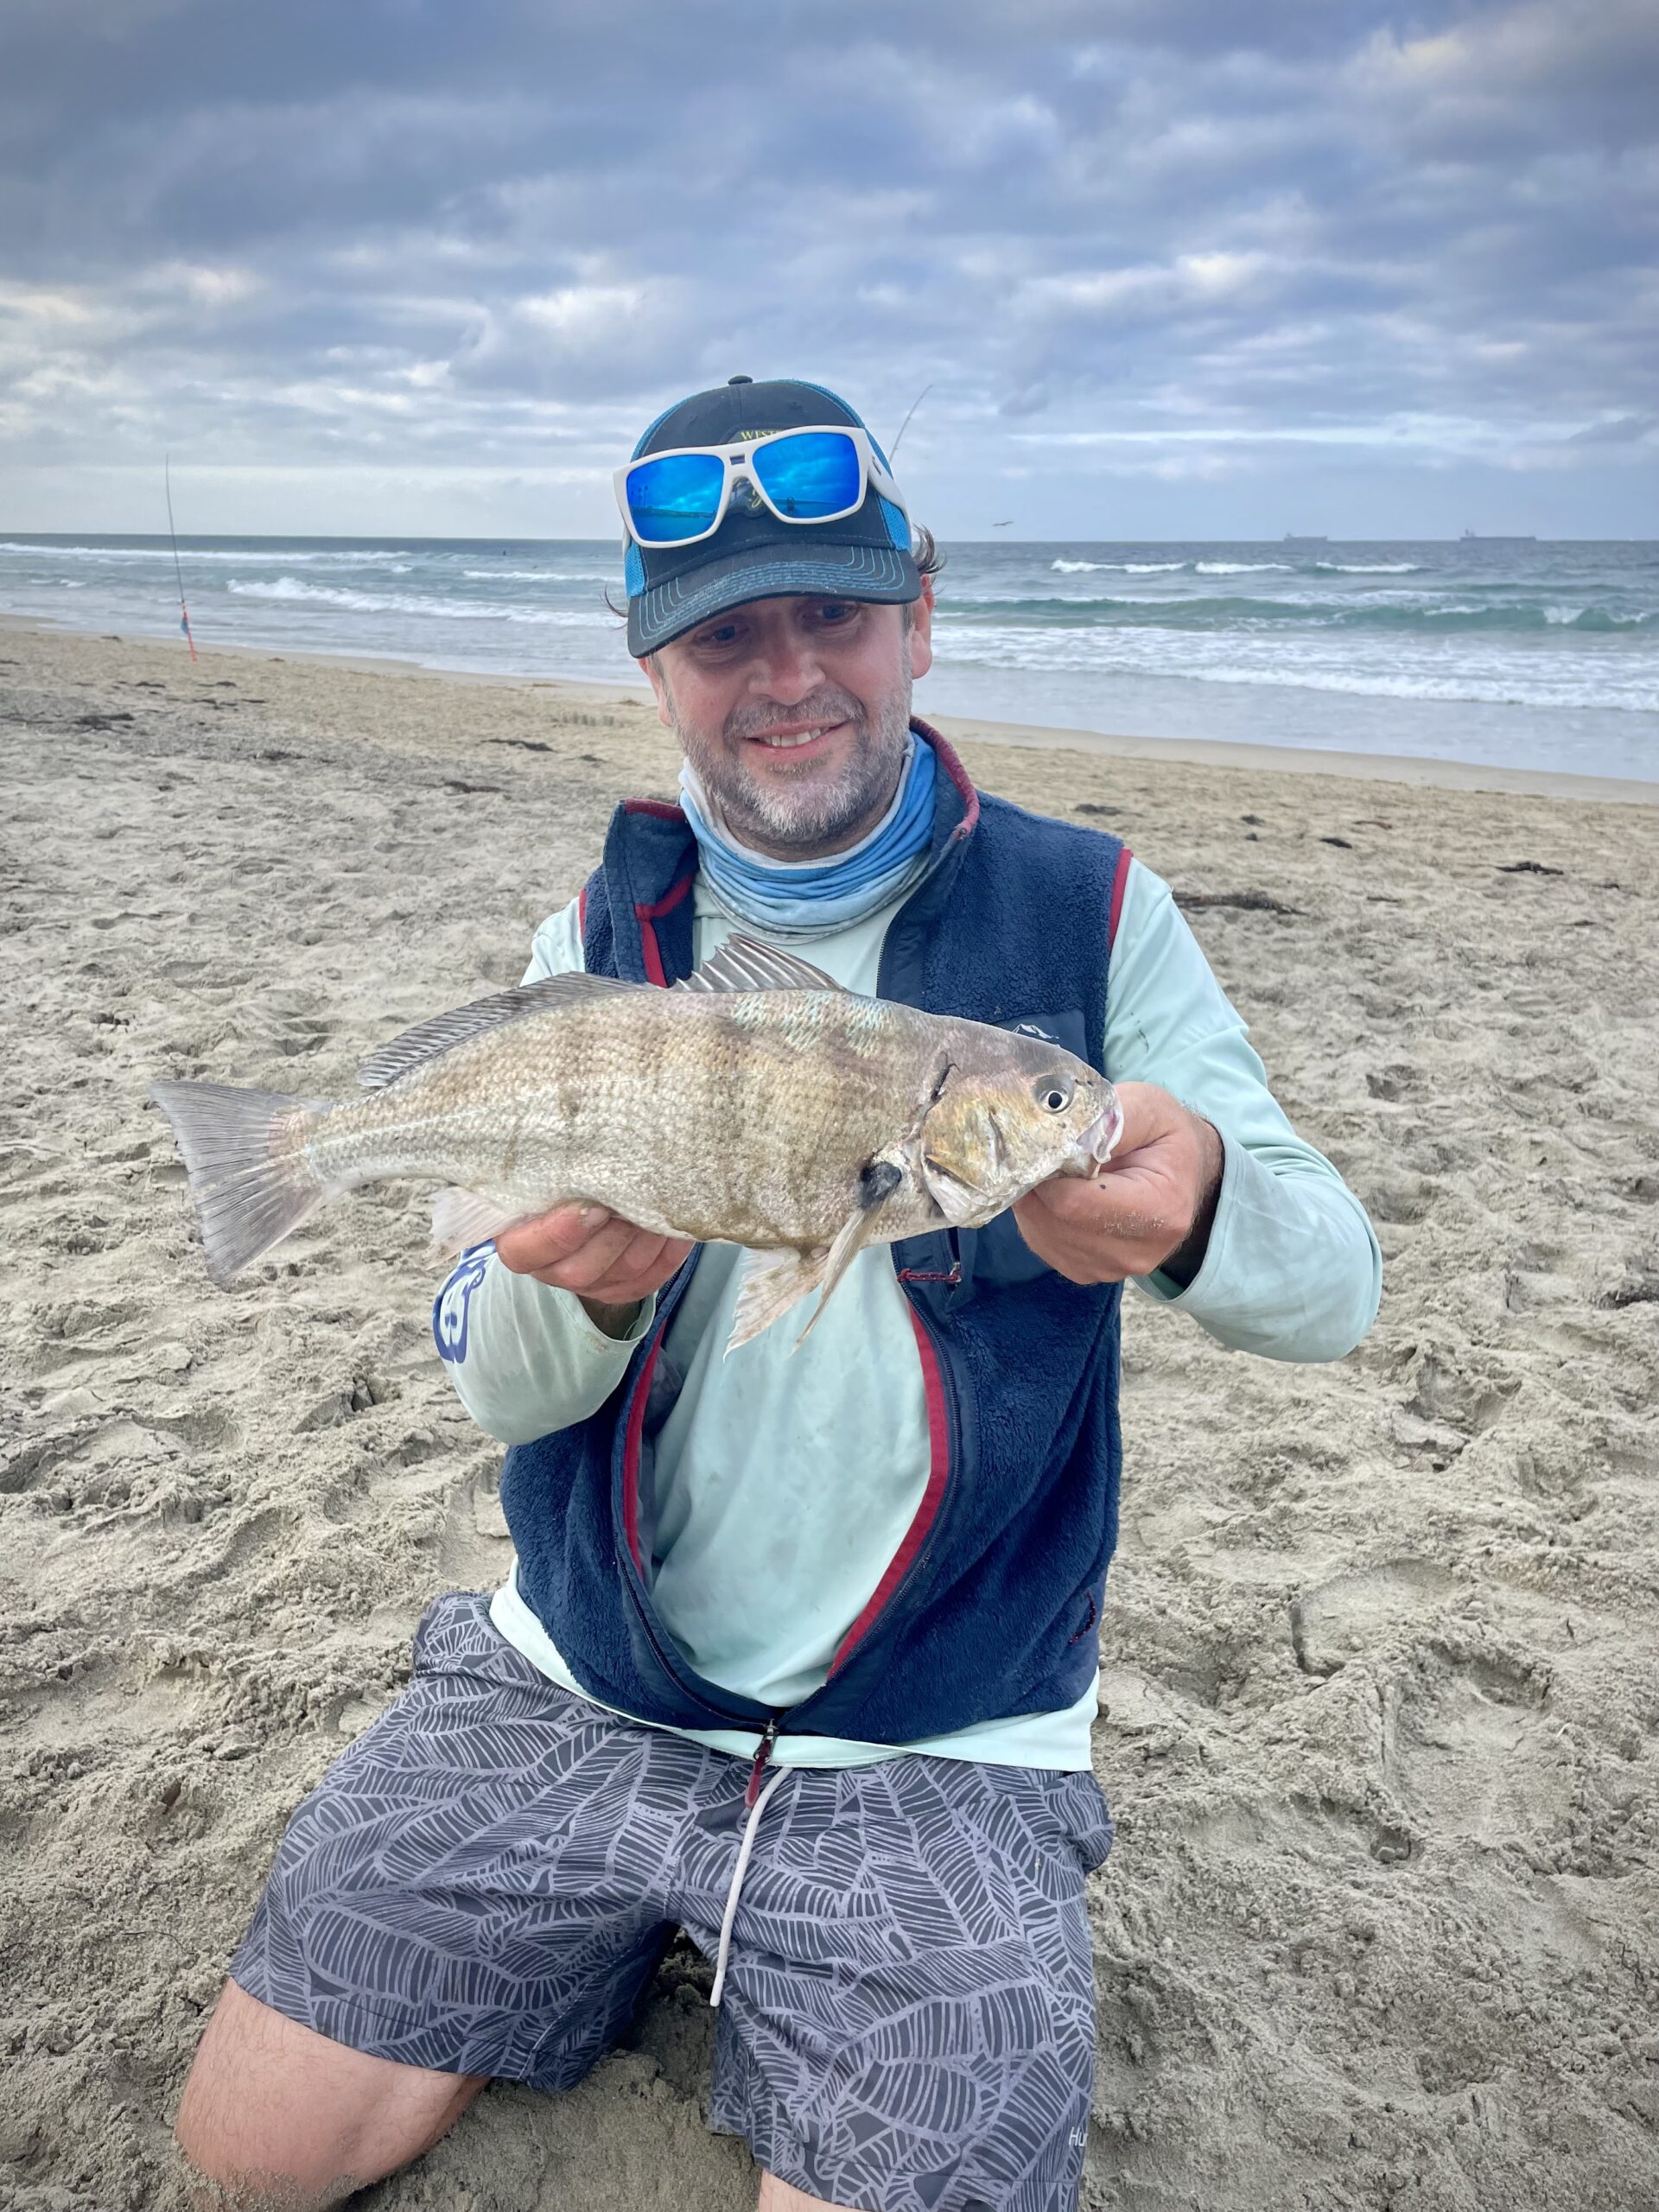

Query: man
left=176, top=378, right=1380, bottom=2211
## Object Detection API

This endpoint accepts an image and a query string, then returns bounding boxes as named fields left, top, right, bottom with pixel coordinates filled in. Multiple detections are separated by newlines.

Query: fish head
left=917, top=1033, right=1122, bottom=1224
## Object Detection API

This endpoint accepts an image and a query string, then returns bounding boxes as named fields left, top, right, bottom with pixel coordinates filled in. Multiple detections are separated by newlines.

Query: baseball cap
left=622, top=376, right=920, bottom=657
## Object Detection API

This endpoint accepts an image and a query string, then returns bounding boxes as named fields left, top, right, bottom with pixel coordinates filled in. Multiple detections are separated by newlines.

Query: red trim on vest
left=577, top=884, right=588, bottom=934
left=1108, top=843, right=1133, bottom=949
left=828, top=1305, right=950, bottom=1675
left=912, top=718, right=981, bottom=842
left=624, top=798, right=687, bottom=823
left=620, top=1341, right=662, bottom=1574
left=634, top=869, right=696, bottom=988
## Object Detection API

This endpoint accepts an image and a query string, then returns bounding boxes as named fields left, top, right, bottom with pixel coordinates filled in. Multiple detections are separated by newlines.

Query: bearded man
left=176, top=378, right=1381, bottom=2212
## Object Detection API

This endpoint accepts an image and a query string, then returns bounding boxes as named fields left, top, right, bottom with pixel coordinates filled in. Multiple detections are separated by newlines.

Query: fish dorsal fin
left=676, top=932, right=839, bottom=995
left=358, top=972, right=641, bottom=1090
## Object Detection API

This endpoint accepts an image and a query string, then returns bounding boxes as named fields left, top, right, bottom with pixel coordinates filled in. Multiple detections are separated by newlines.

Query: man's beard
left=676, top=682, right=913, bottom=855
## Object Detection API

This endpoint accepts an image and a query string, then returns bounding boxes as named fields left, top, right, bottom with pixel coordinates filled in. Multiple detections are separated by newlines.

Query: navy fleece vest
left=499, top=724, right=1129, bottom=1744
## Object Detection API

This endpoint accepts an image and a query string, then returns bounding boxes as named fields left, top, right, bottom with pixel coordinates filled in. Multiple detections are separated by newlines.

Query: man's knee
left=175, top=1979, right=486, bottom=2209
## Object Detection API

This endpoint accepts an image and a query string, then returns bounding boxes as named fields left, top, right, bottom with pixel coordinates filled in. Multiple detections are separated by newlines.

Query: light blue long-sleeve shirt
left=440, top=858, right=1381, bottom=1770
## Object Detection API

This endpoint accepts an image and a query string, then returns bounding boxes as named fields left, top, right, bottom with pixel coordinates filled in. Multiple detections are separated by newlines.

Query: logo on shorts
left=432, top=1245, right=493, bottom=1364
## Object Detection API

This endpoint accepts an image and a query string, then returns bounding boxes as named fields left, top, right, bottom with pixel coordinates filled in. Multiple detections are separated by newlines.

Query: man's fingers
left=494, top=1203, right=613, bottom=1274
left=544, top=1217, right=643, bottom=1292
left=577, top=1230, right=668, bottom=1298
left=569, top=1233, right=697, bottom=1306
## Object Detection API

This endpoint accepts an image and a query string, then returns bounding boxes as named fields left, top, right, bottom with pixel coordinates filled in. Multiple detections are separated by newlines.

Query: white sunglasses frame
left=613, top=425, right=907, bottom=550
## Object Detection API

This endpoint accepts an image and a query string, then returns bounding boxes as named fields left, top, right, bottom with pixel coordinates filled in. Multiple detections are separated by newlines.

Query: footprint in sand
left=1290, top=1558, right=1462, bottom=1677
left=1384, top=1641, right=1570, bottom=1849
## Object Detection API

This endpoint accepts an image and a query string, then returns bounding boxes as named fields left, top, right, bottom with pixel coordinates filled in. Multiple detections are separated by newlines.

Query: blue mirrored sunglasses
left=614, top=426, right=905, bottom=549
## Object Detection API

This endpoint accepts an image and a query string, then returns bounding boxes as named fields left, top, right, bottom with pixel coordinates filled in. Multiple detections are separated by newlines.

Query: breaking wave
left=1194, top=560, right=1290, bottom=575
left=942, top=594, right=1655, bottom=634
left=1052, top=557, right=1187, bottom=574
left=227, top=577, right=609, bottom=625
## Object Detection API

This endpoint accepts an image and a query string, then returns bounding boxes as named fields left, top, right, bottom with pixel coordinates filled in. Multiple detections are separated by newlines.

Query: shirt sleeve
left=1105, top=858, right=1382, bottom=1363
left=432, top=893, right=656, bottom=1445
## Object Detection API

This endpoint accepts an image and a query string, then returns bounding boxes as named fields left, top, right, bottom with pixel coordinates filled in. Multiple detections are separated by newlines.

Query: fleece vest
left=499, top=723, right=1130, bottom=1745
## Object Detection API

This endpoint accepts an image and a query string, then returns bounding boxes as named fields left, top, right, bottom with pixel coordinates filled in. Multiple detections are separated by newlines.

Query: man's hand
left=493, top=1205, right=694, bottom=1338
left=1013, top=1081, right=1224, bottom=1287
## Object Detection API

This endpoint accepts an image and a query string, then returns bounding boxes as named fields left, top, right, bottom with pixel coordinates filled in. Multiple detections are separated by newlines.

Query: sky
left=1, top=0, right=1656, bottom=540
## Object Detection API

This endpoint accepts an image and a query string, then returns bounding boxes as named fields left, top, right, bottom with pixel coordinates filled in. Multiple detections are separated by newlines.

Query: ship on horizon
left=1461, top=528, right=1538, bottom=542
left=1281, top=533, right=1329, bottom=544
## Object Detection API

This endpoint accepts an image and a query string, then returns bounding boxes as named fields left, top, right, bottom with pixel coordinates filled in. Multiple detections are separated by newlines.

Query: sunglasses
left=614, top=425, right=906, bottom=549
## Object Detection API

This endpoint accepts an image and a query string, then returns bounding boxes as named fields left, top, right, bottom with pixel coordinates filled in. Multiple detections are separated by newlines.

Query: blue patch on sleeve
left=433, top=1244, right=494, bottom=1364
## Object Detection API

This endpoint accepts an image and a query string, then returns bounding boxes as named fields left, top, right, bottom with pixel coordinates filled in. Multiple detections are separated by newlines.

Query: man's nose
left=750, top=629, right=824, bottom=706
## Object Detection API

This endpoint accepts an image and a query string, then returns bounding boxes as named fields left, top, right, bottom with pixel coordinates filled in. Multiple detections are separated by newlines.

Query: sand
left=2, top=623, right=1656, bottom=2212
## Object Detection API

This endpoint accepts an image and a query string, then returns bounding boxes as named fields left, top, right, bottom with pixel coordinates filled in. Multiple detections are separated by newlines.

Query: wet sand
left=2, top=625, right=1656, bottom=2210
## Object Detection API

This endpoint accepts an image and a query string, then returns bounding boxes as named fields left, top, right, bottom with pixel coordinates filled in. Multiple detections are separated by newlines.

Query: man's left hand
left=1013, top=1081, right=1224, bottom=1287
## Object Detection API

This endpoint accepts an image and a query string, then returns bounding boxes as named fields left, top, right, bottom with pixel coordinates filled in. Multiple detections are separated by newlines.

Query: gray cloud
left=0, top=0, right=1655, bottom=532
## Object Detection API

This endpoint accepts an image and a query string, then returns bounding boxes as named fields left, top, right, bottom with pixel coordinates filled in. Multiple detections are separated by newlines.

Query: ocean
left=4, top=533, right=1656, bottom=783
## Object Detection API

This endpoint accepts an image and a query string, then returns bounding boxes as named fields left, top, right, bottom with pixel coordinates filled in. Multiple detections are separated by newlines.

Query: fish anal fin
left=359, top=972, right=640, bottom=1090
left=430, top=1187, right=526, bottom=1258
left=725, top=1248, right=829, bottom=1357
left=677, top=933, right=841, bottom=995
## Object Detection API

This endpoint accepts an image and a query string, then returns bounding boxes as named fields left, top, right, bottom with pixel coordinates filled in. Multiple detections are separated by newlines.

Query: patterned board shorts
left=232, top=1591, right=1115, bottom=2212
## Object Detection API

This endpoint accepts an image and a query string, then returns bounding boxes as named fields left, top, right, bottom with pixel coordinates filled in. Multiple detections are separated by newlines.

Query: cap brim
left=627, top=538, right=920, bottom=656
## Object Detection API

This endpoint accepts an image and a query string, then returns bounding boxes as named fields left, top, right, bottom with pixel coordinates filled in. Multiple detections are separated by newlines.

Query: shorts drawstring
left=709, top=1764, right=791, bottom=2009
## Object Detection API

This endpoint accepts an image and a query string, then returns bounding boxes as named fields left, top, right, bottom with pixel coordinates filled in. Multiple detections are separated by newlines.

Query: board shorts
left=232, top=1590, right=1115, bottom=2212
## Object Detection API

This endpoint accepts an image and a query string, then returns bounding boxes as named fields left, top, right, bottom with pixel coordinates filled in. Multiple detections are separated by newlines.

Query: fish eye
left=1035, top=1076, right=1073, bottom=1114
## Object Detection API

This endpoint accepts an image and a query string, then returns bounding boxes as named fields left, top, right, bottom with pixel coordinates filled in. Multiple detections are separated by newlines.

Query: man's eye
left=695, top=624, right=741, bottom=649
left=814, top=601, right=856, bottom=624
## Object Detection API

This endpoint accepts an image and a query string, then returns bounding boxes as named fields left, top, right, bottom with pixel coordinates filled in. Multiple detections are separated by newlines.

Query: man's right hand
left=493, top=1205, right=694, bottom=1337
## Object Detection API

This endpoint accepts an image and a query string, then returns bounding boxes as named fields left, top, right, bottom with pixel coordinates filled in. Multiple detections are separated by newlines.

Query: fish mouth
left=1080, top=1098, right=1124, bottom=1173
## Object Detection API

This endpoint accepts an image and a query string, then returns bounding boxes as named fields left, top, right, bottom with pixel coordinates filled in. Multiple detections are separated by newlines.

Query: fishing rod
left=889, top=381, right=932, bottom=461
left=165, top=453, right=198, bottom=662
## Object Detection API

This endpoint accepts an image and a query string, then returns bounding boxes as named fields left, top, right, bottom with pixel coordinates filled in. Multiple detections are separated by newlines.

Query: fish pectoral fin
left=676, top=933, right=842, bottom=995
left=429, top=1187, right=528, bottom=1258
left=725, top=1248, right=830, bottom=1357
left=798, top=1154, right=909, bottom=1344
left=359, top=972, right=641, bottom=1091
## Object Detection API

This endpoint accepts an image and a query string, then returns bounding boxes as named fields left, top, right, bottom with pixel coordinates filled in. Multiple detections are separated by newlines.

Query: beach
left=2, top=622, right=1656, bottom=2210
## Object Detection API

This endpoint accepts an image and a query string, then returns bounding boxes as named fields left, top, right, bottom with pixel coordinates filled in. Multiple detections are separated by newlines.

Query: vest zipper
left=745, top=1717, right=780, bottom=1808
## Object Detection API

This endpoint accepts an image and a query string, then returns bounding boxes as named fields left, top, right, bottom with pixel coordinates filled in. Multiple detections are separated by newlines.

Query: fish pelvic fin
left=148, top=1081, right=331, bottom=1286
left=792, top=1154, right=908, bottom=1350
left=725, top=1248, right=830, bottom=1357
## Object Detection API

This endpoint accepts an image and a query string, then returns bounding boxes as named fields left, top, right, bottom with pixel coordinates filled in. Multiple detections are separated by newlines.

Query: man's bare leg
left=758, top=2174, right=863, bottom=2212
left=175, top=1979, right=487, bottom=2209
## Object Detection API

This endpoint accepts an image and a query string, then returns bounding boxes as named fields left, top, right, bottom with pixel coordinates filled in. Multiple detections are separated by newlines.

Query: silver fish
left=149, top=934, right=1122, bottom=1351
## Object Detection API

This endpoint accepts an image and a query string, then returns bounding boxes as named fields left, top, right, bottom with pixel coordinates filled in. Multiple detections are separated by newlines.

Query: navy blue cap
left=623, top=376, right=919, bottom=656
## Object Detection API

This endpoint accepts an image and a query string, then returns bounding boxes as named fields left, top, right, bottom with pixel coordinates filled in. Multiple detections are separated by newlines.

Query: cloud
left=0, top=0, right=1654, bottom=531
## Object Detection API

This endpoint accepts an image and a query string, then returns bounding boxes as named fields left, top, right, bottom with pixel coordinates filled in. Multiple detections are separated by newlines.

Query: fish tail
left=148, top=1081, right=333, bottom=1284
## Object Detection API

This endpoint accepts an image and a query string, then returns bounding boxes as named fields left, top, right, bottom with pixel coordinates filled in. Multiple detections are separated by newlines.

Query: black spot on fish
left=859, top=1159, right=904, bottom=1209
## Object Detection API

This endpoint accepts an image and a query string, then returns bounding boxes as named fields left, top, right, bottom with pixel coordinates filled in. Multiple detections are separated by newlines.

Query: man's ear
left=906, top=577, right=935, bottom=683
left=639, top=652, right=674, bottom=729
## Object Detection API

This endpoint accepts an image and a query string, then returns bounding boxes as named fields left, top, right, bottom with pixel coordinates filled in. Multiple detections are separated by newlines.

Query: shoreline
left=4, top=610, right=1654, bottom=805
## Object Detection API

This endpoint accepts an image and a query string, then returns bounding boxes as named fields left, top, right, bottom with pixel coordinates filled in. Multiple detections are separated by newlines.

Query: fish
left=149, top=933, right=1122, bottom=1354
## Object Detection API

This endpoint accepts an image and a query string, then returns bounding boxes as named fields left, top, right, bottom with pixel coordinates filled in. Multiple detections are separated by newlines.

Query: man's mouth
left=746, top=720, right=845, bottom=755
